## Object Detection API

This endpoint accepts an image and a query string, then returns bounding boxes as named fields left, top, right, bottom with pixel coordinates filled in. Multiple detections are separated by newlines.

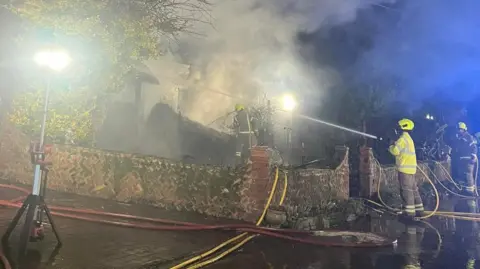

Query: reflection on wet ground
left=1, top=186, right=480, bottom=269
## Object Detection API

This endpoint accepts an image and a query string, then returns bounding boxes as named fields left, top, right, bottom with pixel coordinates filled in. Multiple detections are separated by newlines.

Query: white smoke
left=144, top=0, right=396, bottom=128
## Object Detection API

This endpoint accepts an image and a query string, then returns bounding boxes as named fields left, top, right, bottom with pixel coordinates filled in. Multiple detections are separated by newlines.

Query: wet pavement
left=0, top=184, right=480, bottom=269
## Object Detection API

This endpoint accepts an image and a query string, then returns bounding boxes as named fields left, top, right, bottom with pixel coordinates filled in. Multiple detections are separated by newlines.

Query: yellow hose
left=186, top=235, right=257, bottom=269
left=435, top=161, right=462, bottom=191
left=254, top=167, right=281, bottom=226
left=374, top=159, right=439, bottom=219
left=370, top=159, right=480, bottom=222
left=170, top=233, right=248, bottom=269
left=474, top=158, right=479, bottom=197
left=424, top=164, right=473, bottom=199
left=375, top=159, right=399, bottom=213
left=436, top=158, right=479, bottom=197
left=171, top=167, right=282, bottom=269
left=417, top=166, right=440, bottom=219
left=279, top=172, right=288, bottom=206
left=433, top=214, right=480, bottom=221
left=427, top=210, right=480, bottom=216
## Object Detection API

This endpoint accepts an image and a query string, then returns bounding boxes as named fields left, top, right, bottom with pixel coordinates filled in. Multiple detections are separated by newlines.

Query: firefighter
left=450, top=122, right=477, bottom=196
left=233, top=104, right=252, bottom=165
left=389, top=118, right=425, bottom=218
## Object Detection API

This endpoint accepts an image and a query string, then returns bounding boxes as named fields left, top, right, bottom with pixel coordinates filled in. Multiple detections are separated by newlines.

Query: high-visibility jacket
left=389, top=132, right=417, bottom=174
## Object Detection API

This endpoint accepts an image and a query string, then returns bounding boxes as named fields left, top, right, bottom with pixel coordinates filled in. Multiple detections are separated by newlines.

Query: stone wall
left=0, top=121, right=350, bottom=222
left=359, top=147, right=450, bottom=207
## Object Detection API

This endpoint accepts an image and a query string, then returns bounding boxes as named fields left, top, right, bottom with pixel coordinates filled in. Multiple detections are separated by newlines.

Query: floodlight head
left=282, top=94, right=297, bottom=112
left=34, top=49, right=71, bottom=72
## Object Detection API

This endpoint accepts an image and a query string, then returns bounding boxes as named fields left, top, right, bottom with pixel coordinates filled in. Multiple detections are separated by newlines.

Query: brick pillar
left=239, top=146, right=271, bottom=222
left=334, top=146, right=350, bottom=200
left=359, top=147, right=376, bottom=198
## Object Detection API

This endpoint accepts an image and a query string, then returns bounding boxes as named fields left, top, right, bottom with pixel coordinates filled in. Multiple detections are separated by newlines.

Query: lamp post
left=2, top=47, right=70, bottom=261
left=282, top=94, right=297, bottom=165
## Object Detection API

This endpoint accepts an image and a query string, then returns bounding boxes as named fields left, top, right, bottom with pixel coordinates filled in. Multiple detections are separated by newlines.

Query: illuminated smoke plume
left=144, top=0, right=396, bottom=129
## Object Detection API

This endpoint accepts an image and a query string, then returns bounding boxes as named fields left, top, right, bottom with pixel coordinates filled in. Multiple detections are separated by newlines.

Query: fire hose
left=0, top=168, right=394, bottom=269
left=366, top=160, right=480, bottom=222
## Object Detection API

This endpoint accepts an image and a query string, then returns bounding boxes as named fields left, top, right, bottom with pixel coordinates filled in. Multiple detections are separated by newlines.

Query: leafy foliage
left=6, top=0, right=210, bottom=144
left=9, top=86, right=95, bottom=145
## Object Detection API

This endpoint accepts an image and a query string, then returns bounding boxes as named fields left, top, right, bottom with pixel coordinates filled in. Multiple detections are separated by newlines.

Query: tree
left=6, top=0, right=210, bottom=144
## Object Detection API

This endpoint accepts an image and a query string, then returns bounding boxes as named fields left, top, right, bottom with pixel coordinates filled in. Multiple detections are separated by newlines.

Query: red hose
left=0, top=183, right=394, bottom=269
left=0, top=249, right=10, bottom=269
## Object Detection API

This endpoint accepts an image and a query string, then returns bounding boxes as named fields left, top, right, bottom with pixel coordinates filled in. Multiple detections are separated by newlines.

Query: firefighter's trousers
left=235, top=133, right=250, bottom=165
left=452, top=159, right=476, bottom=195
left=398, top=172, right=424, bottom=216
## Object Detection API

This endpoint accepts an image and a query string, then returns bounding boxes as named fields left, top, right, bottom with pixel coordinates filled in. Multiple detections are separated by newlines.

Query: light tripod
left=1, top=81, right=62, bottom=262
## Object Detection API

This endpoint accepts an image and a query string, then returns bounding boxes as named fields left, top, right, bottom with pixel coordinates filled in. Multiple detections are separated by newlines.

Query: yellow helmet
left=235, top=104, right=245, bottom=111
left=398, top=118, right=414, bottom=131
left=458, top=122, right=468, bottom=131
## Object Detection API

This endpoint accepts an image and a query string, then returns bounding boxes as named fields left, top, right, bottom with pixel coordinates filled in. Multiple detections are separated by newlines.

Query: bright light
left=34, top=49, right=71, bottom=72
left=425, top=114, right=434, bottom=120
left=282, top=94, right=297, bottom=111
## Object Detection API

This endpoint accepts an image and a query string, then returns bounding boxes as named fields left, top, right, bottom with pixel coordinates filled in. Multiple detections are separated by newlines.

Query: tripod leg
left=42, top=199, right=62, bottom=246
left=18, top=198, right=36, bottom=260
left=1, top=197, right=29, bottom=244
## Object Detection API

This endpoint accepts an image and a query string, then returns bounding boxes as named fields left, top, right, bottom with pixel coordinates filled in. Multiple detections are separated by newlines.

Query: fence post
left=359, top=147, right=376, bottom=198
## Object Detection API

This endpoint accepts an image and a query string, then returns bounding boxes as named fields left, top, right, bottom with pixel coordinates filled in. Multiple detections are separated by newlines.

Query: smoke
left=356, top=0, right=480, bottom=104
left=143, top=0, right=396, bottom=128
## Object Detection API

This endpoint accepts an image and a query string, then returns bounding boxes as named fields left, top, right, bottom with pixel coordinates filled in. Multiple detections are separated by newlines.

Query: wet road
left=0, top=186, right=479, bottom=269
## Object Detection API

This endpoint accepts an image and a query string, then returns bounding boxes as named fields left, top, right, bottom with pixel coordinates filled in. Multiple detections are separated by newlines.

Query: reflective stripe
left=392, top=145, right=401, bottom=153
left=398, top=164, right=417, bottom=174
left=466, top=186, right=476, bottom=191
left=404, top=205, right=416, bottom=214
left=235, top=152, right=241, bottom=156
left=414, top=203, right=424, bottom=211
left=407, top=227, right=417, bottom=234
left=467, top=259, right=475, bottom=269
left=400, top=137, right=416, bottom=155
left=399, top=165, right=417, bottom=169
left=239, top=131, right=254, bottom=134
left=467, top=200, right=477, bottom=207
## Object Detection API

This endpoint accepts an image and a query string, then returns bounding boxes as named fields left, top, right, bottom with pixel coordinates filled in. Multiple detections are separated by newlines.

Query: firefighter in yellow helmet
left=451, top=122, right=478, bottom=196
left=234, top=104, right=245, bottom=112
left=389, top=118, right=424, bottom=218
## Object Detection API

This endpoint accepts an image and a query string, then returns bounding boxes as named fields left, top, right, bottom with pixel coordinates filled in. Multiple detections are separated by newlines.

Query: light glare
left=282, top=94, right=297, bottom=111
left=34, top=49, right=71, bottom=72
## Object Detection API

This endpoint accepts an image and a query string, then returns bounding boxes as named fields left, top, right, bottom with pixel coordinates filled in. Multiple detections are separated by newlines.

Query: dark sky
left=297, top=0, right=480, bottom=108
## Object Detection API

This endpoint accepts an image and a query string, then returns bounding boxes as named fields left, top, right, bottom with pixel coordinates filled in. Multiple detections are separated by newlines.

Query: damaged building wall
left=0, top=121, right=349, bottom=222
left=95, top=58, right=236, bottom=165
left=97, top=102, right=235, bottom=165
